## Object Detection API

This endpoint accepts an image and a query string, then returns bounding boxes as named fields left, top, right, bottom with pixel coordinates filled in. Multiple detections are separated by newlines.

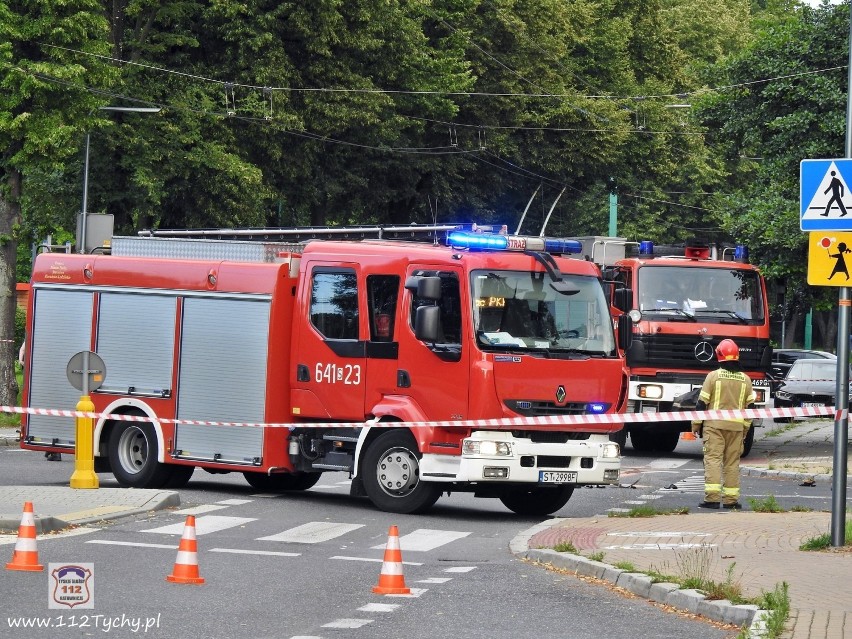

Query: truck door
left=393, top=266, right=469, bottom=421
left=291, top=263, right=367, bottom=420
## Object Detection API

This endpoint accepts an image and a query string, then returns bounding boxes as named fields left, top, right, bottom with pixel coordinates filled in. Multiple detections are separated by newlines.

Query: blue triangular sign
left=801, top=159, right=852, bottom=231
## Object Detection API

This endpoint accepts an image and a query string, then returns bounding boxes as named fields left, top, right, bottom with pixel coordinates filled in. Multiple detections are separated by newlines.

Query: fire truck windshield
left=637, top=266, right=765, bottom=323
left=471, top=270, right=615, bottom=355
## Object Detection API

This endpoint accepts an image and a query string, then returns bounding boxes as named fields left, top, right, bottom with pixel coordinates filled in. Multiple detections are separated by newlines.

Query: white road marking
left=209, top=548, right=299, bottom=557
left=358, top=603, right=400, bottom=613
left=174, top=505, right=230, bottom=515
left=647, top=459, right=691, bottom=469
left=330, top=555, right=423, bottom=566
left=417, top=577, right=452, bottom=584
left=606, top=532, right=711, bottom=538
left=322, top=619, right=373, bottom=629
left=623, top=500, right=647, bottom=505
left=371, top=528, right=471, bottom=552
left=142, top=515, right=256, bottom=535
left=258, top=521, right=363, bottom=543
left=385, top=587, right=427, bottom=598
left=0, top=527, right=98, bottom=546
left=604, top=543, right=717, bottom=550
left=216, top=499, right=253, bottom=505
left=443, top=566, right=477, bottom=573
left=86, top=540, right=176, bottom=549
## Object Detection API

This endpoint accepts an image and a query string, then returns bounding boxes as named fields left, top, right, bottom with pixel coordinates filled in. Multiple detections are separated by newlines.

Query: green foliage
left=748, top=494, right=785, bottom=513
left=551, top=540, right=579, bottom=554
left=609, top=505, right=690, bottom=517
left=799, top=519, right=852, bottom=550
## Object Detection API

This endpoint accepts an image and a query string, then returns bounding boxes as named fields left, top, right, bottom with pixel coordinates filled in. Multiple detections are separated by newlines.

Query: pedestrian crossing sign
left=807, top=231, right=852, bottom=286
left=801, top=159, right=852, bottom=231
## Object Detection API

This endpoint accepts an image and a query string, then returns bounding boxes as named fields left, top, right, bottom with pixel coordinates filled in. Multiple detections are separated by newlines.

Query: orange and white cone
left=166, top=515, right=205, bottom=584
left=372, top=525, right=410, bottom=595
left=6, top=501, right=44, bottom=572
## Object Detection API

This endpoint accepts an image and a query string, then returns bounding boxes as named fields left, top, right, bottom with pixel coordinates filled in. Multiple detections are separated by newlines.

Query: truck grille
left=628, top=335, right=769, bottom=371
left=505, top=400, right=593, bottom=416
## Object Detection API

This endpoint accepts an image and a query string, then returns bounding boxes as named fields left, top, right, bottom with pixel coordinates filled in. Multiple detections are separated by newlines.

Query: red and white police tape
left=0, top=403, right=842, bottom=430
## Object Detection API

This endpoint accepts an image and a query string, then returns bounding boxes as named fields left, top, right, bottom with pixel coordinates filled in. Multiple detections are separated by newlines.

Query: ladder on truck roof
left=109, top=223, right=464, bottom=263
left=137, top=223, right=462, bottom=242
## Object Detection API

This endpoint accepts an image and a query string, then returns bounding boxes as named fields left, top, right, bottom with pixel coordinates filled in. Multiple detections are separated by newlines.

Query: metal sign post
left=66, top=351, right=106, bottom=490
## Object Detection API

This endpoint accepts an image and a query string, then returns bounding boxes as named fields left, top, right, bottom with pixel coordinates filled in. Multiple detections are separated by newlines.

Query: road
left=2, top=430, right=834, bottom=639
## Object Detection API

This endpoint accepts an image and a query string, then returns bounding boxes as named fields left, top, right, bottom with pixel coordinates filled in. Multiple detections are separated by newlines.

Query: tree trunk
left=0, top=169, right=21, bottom=406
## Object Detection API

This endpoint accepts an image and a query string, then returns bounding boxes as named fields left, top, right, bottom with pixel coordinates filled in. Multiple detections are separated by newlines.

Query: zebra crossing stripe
left=142, top=515, right=256, bottom=535
left=371, top=528, right=471, bottom=552
left=257, top=522, right=363, bottom=543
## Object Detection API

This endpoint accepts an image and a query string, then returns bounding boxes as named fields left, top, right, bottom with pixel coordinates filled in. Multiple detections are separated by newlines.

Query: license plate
left=802, top=402, right=824, bottom=407
left=539, top=471, right=578, bottom=483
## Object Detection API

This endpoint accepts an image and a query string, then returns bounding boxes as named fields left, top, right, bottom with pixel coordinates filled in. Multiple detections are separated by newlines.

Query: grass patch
left=608, top=505, right=689, bottom=518
left=738, top=582, right=790, bottom=639
left=748, top=495, right=785, bottom=513
left=551, top=541, right=578, bottom=554
left=800, top=519, right=852, bottom=550
left=764, top=423, right=797, bottom=437
left=613, top=560, right=636, bottom=572
left=586, top=551, right=605, bottom=562
left=0, top=364, right=23, bottom=428
left=790, top=505, right=813, bottom=512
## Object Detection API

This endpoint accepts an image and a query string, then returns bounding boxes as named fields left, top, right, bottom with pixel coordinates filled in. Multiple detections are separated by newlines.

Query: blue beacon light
left=638, top=240, right=654, bottom=256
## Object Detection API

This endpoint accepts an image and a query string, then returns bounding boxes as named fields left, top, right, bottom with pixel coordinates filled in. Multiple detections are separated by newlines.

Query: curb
left=0, top=492, right=181, bottom=534
left=511, top=522, right=770, bottom=637
left=0, top=431, right=19, bottom=447
left=521, top=548, right=767, bottom=636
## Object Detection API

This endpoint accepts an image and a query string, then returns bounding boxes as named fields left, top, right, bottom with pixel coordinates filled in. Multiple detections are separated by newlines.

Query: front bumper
left=419, top=430, right=620, bottom=485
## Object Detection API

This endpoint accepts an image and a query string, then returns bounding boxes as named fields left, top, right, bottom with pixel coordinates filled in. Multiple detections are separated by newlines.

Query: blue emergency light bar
left=638, top=240, right=654, bottom=255
left=446, top=230, right=582, bottom=254
left=734, top=245, right=749, bottom=263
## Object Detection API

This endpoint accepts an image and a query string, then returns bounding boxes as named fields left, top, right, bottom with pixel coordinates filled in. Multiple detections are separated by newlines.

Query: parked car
left=770, top=349, right=836, bottom=380
left=772, top=358, right=851, bottom=423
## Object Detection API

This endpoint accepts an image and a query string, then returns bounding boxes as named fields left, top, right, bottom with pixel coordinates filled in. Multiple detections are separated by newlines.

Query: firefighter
left=691, top=339, right=755, bottom=510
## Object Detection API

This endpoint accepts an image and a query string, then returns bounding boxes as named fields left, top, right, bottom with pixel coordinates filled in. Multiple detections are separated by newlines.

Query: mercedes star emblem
left=694, top=341, right=715, bottom=363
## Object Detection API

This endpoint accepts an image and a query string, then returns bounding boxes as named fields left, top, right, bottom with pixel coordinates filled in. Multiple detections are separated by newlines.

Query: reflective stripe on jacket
left=696, top=368, right=756, bottom=430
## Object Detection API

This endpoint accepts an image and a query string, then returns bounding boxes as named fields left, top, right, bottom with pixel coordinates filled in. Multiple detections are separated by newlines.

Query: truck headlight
left=774, top=390, right=791, bottom=401
left=462, top=440, right=512, bottom=456
left=638, top=384, right=663, bottom=399
left=601, top=443, right=620, bottom=459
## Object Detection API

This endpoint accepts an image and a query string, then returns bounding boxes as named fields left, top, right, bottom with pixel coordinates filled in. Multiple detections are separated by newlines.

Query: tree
left=696, top=1, right=849, bottom=347
left=0, top=0, right=112, bottom=405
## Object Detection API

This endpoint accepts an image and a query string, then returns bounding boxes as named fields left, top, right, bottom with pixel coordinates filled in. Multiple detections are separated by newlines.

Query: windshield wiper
left=694, top=309, right=747, bottom=323
left=643, top=308, right=695, bottom=321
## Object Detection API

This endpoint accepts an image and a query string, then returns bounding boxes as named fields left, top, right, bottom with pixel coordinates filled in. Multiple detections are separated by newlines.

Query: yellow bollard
left=70, top=395, right=99, bottom=489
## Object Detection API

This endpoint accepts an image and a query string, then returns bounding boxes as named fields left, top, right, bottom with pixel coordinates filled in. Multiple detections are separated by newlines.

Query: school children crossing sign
left=801, top=159, right=852, bottom=230
left=807, top=232, right=852, bottom=286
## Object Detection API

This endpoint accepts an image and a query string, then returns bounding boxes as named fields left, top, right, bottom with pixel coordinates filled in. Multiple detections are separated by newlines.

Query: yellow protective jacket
left=692, top=366, right=756, bottom=432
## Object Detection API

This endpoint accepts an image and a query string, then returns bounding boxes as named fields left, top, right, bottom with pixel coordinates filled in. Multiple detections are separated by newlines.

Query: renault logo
left=694, top=341, right=715, bottom=363
left=555, top=386, right=566, bottom=403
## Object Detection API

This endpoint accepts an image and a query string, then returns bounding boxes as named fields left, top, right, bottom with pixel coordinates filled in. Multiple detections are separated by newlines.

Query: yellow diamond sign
left=807, top=231, right=852, bottom=286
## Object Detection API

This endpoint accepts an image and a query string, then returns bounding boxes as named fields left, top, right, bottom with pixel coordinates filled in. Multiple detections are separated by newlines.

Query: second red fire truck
left=20, top=225, right=631, bottom=515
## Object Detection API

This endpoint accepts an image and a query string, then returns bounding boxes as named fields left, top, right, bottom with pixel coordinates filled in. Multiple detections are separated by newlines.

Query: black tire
left=361, top=430, right=441, bottom=514
left=741, top=425, right=755, bottom=457
left=499, top=485, right=575, bottom=516
left=108, top=421, right=173, bottom=488
left=773, top=417, right=792, bottom=424
left=163, top=465, right=195, bottom=488
left=629, top=430, right=655, bottom=452
left=243, top=471, right=323, bottom=491
left=609, top=428, right=627, bottom=450
left=654, top=432, right=680, bottom=453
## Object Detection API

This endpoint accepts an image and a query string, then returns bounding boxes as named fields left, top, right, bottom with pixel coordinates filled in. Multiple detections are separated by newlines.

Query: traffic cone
left=166, top=515, right=205, bottom=584
left=372, top=525, right=410, bottom=595
left=6, top=501, right=44, bottom=572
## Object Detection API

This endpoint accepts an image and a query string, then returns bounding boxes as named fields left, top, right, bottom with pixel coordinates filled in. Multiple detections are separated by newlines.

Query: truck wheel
left=741, top=425, right=755, bottom=457
left=654, top=432, right=680, bottom=453
left=609, top=428, right=627, bottom=450
left=361, top=430, right=441, bottom=514
left=108, top=421, right=172, bottom=488
left=629, top=430, right=654, bottom=452
left=242, top=472, right=322, bottom=491
left=164, top=465, right=195, bottom=488
left=499, top=485, right=574, bottom=516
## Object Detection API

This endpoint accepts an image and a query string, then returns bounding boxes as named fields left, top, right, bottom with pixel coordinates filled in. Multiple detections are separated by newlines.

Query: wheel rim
left=375, top=446, right=419, bottom=498
left=117, top=426, right=149, bottom=475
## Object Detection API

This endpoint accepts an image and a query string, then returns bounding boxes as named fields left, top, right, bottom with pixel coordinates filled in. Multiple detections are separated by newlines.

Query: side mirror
left=405, top=276, right=442, bottom=300
left=614, top=287, right=632, bottom=313
left=617, top=312, right=633, bottom=350
left=415, top=305, right=442, bottom=342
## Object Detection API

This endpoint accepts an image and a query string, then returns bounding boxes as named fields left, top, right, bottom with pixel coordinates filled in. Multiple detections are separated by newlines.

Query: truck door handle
left=397, top=370, right=411, bottom=388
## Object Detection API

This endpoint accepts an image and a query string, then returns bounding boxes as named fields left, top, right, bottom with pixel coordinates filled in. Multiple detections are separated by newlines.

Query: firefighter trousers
left=702, top=426, right=743, bottom=505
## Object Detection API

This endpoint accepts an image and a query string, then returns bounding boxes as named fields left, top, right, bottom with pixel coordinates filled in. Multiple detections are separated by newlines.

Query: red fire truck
left=20, top=225, right=630, bottom=515
left=576, top=236, right=772, bottom=456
